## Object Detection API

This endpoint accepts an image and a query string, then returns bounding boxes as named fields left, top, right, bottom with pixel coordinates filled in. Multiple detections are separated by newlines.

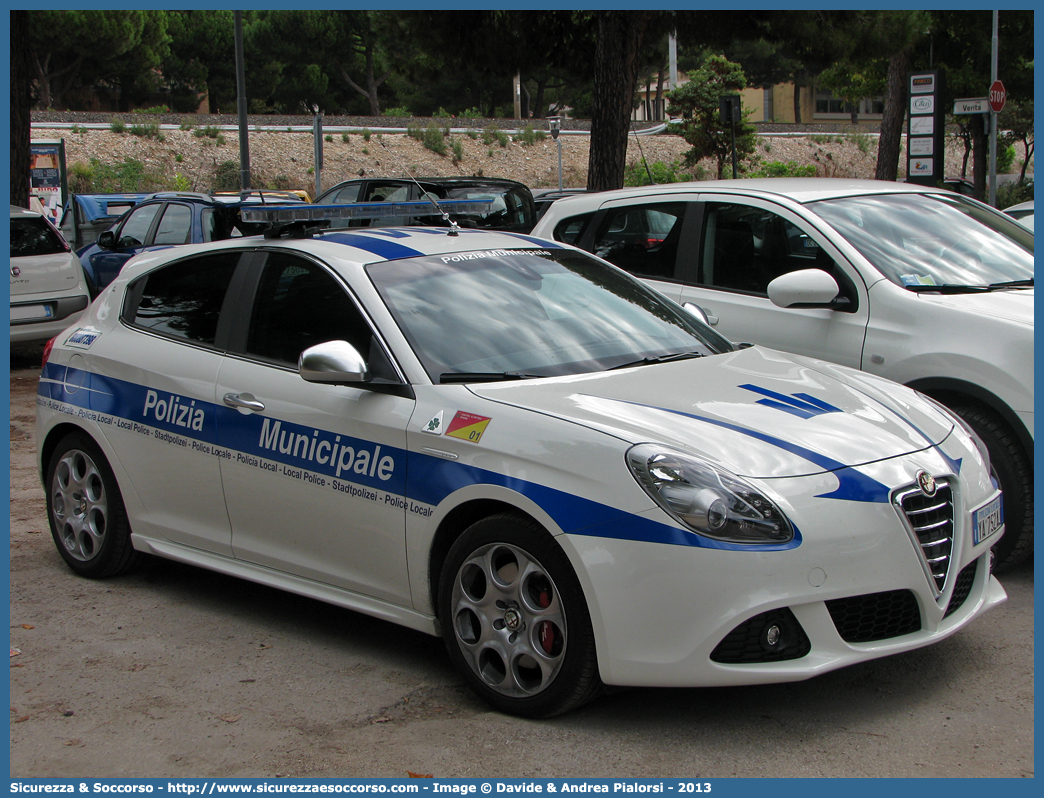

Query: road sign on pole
left=989, top=80, right=1007, bottom=113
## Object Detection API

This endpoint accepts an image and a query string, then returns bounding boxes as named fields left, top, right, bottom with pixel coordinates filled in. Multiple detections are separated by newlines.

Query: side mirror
left=299, top=340, right=369, bottom=384
left=682, top=302, right=710, bottom=326
left=767, top=269, right=840, bottom=308
left=98, top=231, right=116, bottom=249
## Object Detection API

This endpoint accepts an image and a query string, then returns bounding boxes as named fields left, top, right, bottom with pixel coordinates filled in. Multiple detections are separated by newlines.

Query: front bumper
left=559, top=456, right=1006, bottom=688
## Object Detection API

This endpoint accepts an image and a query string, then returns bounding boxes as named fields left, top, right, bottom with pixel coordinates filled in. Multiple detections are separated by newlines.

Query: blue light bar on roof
left=239, top=200, right=495, bottom=225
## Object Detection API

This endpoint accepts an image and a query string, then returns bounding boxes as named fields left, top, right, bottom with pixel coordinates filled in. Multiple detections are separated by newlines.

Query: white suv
left=532, top=178, right=1034, bottom=570
left=10, top=205, right=90, bottom=345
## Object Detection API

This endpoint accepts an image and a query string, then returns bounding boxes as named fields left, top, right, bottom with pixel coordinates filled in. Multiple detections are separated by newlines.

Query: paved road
left=9, top=349, right=1034, bottom=779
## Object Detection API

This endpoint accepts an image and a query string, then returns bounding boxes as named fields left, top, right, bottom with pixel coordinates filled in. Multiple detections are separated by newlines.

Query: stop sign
left=989, top=80, right=1007, bottom=113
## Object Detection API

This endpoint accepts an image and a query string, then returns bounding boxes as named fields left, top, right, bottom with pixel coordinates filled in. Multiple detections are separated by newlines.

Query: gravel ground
left=31, top=114, right=988, bottom=195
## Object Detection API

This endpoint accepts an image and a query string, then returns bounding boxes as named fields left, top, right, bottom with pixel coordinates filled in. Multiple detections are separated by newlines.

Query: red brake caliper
left=538, top=588, right=554, bottom=654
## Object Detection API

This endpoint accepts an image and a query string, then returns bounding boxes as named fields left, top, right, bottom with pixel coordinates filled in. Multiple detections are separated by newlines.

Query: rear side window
left=590, top=202, right=687, bottom=280
left=125, top=252, right=240, bottom=345
left=10, top=216, right=68, bottom=257
left=553, top=213, right=595, bottom=245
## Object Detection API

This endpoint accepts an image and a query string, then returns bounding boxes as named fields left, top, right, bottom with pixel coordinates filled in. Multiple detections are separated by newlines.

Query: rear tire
left=951, top=406, right=1032, bottom=571
left=45, top=432, right=143, bottom=578
left=439, top=513, right=602, bottom=717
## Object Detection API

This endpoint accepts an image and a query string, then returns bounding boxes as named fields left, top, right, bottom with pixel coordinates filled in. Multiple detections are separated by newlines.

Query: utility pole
left=234, top=11, right=251, bottom=191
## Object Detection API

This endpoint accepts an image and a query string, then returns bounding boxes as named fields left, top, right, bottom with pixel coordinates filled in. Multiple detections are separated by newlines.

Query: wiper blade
left=439, top=371, right=544, bottom=384
left=905, top=283, right=990, bottom=294
left=609, top=351, right=706, bottom=370
left=989, top=279, right=1034, bottom=289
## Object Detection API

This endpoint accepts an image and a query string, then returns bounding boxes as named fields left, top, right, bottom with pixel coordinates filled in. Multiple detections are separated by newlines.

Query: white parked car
left=10, top=205, right=90, bottom=344
left=532, top=178, right=1033, bottom=571
left=37, top=204, right=1006, bottom=717
left=1004, top=199, right=1034, bottom=232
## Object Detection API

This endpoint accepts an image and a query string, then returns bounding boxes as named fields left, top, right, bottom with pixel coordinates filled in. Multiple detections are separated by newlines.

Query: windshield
left=807, top=193, right=1034, bottom=289
left=367, top=248, right=732, bottom=381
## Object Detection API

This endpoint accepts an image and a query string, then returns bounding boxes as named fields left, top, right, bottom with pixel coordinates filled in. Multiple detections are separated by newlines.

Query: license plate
left=972, top=494, right=1004, bottom=545
left=10, top=303, right=53, bottom=321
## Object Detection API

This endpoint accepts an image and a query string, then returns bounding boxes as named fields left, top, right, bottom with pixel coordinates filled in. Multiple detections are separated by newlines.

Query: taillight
left=41, top=336, right=57, bottom=367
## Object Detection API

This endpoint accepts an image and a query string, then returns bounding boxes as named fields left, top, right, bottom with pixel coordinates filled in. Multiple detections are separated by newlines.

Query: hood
left=912, top=286, right=1033, bottom=326
left=468, top=347, right=954, bottom=480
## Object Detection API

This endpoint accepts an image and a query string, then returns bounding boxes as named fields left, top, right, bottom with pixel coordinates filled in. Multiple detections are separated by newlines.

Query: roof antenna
left=377, top=137, right=462, bottom=235
left=630, top=120, right=656, bottom=185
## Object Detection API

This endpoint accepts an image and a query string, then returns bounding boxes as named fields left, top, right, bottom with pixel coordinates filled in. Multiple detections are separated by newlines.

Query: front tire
left=45, top=432, right=143, bottom=578
left=439, top=513, right=602, bottom=717
left=952, top=405, right=1033, bottom=571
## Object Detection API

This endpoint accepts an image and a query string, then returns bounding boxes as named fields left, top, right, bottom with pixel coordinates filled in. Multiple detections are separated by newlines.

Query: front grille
left=894, top=479, right=955, bottom=593
left=711, top=607, right=811, bottom=663
left=826, top=590, right=921, bottom=643
left=944, top=558, right=979, bottom=618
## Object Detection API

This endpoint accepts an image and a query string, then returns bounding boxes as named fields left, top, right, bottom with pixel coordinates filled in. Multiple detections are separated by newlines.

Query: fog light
left=764, top=624, right=782, bottom=647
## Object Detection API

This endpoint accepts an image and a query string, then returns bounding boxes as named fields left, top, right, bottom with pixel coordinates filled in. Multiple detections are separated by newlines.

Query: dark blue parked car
left=77, top=191, right=305, bottom=294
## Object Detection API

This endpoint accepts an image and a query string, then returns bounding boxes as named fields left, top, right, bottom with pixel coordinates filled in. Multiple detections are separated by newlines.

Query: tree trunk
left=11, top=11, right=32, bottom=208
left=874, top=46, right=911, bottom=181
left=588, top=11, right=651, bottom=192
left=533, top=79, right=547, bottom=120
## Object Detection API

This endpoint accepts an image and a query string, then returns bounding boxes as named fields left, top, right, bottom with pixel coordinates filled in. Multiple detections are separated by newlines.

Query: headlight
left=917, top=393, right=992, bottom=472
left=626, top=443, right=794, bottom=544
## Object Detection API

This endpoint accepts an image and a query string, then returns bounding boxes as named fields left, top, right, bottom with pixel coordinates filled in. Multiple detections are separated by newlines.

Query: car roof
left=118, top=225, right=563, bottom=282
left=323, top=176, right=529, bottom=192
left=10, top=204, right=43, bottom=219
left=543, top=178, right=953, bottom=212
left=1004, top=200, right=1033, bottom=213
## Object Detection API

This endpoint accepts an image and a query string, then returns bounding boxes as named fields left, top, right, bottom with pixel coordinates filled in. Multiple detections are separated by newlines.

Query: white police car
left=37, top=202, right=1006, bottom=717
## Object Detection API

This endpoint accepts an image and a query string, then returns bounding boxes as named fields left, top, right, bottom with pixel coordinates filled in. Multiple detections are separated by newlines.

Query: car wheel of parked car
left=952, top=406, right=1033, bottom=572
left=439, top=513, right=602, bottom=717
left=46, top=433, right=143, bottom=578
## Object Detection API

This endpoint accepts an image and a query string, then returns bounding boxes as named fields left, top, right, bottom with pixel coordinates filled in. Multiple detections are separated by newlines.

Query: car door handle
left=704, top=311, right=718, bottom=325
left=223, top=392, right=265, bottom=412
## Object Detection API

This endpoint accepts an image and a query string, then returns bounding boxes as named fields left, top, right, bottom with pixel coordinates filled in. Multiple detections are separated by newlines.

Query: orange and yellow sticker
left=445, top=411, right=492, bottom=443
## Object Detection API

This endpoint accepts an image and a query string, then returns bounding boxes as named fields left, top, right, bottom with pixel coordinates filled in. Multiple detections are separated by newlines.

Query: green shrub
left=996, top=179, right=1033, bottom=209
left=180, top=119, right=195, bottom=131
left=69, top=157, right=166, bottom=193
left=422, top=123, right=447, bottom=156
left=362, top=128, right=372, bottom=142
left=997, top=143, right=1017, bottom=174
left=466, top=130, right=479, bottom=140
left=342, top=132, right=350, bottom=143
left=406, top=125, right=422, bottom=142
left=460, top=107, right=484, bottom=119
left=325, top=134, right=333, bottom=143
left=132, top=105, right=169, bottom=114
left=382, top=107, right=411, bottom=117
left=270, top=174, right=293, bottom=190
left=212, top=160, right=242, bottom=192
left=451, top=139, right=464, bottom=163
left=172, top=173, right=192, bottom=192
left=849, top=131, right=873, bottom=155
left=110, top=120, right=128, bottom=134
left=513, top=125, right=546, bottom=146
left=216, top=134, right=226, bottom=146
left=483, top=126, right=509, bottom=148
left=194, top=125, right=221, bottom=139
left=174, top=153, right=184, bottom=163
left=624, top=159, right=691, bottom=186
left=361, top=147, right=369, bottom=155
left=129, top=122, right=162, bottom=139
left=745, top=160, right=817, bottom=178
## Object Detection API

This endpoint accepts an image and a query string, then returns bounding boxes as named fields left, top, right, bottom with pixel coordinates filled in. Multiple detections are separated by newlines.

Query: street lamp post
left=549, top=117, right=562, bottom=192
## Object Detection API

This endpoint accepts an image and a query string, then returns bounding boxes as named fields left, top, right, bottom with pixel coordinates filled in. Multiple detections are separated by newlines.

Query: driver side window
left=699, top=203, right=838, bottom=294
left=245, top=253, right=395, bottom=380
left=117, top=204, right=162, bottom=248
